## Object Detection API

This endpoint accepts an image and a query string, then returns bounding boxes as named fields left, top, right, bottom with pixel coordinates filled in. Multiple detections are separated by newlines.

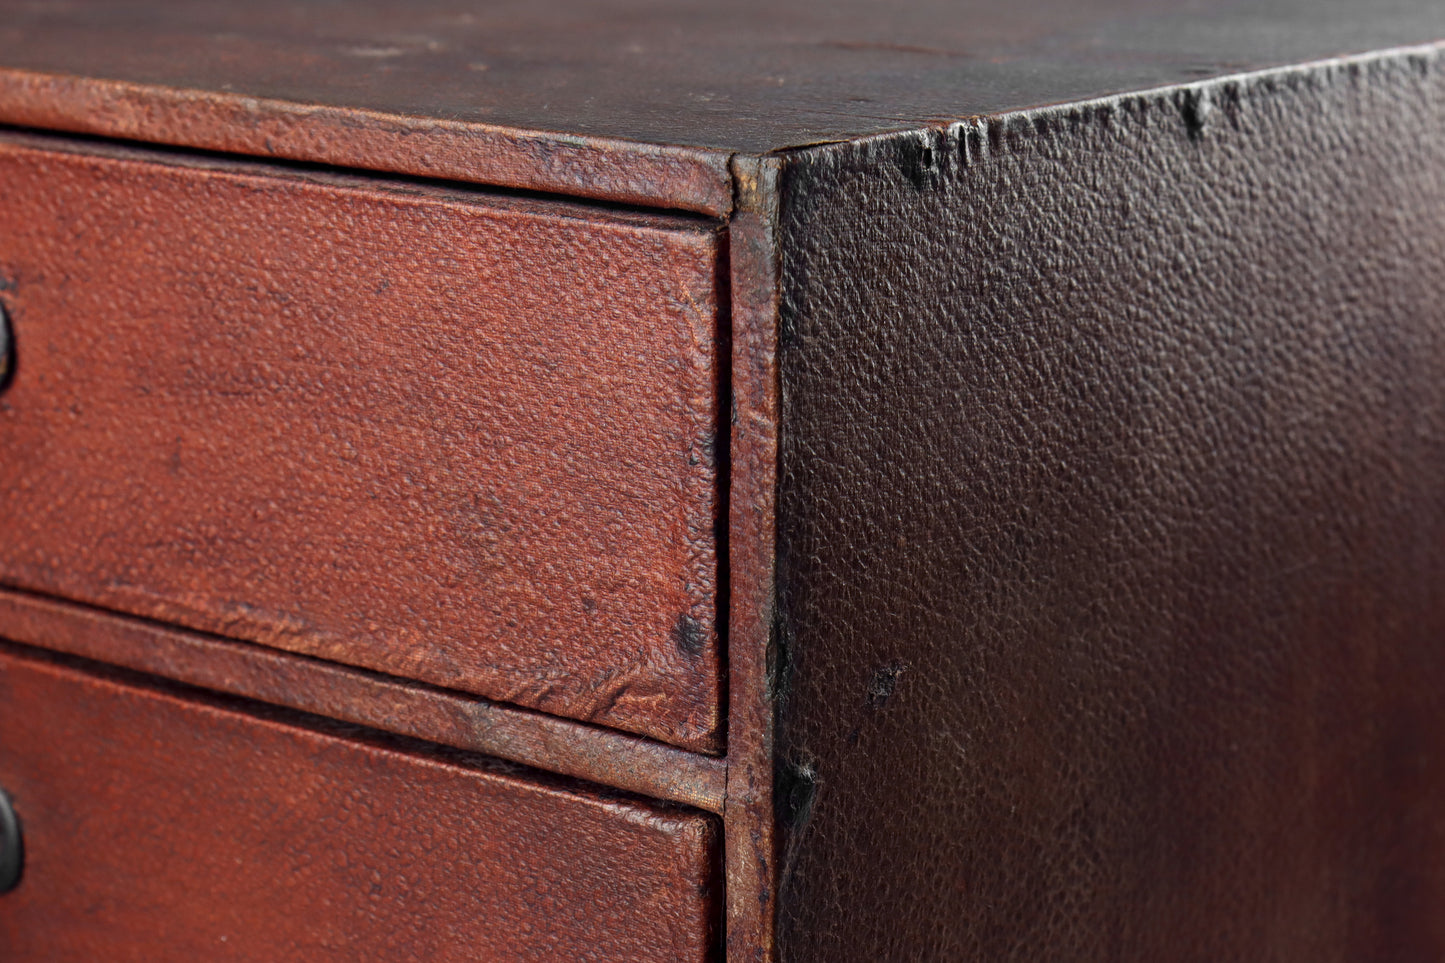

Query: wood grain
left=0, top=131, right=724, bottom=751
left=0, top=644, right=721, bottom=962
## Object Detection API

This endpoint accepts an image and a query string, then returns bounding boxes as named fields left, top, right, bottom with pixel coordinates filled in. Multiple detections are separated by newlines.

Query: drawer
left=0, top=645, right=720, bottom=961
left=0, top=133, right=724, bottom=750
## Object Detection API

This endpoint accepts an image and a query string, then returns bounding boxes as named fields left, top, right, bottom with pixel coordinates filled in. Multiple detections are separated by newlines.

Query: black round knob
left=0, top=788, right=21, bottom=894
left=0, top=302, right=12, bottom=392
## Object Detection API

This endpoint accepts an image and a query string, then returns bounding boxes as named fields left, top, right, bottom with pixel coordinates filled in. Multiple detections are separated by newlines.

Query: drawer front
left=0, top=645, right=719, bottom=961
left=0, top=134, right=723, bottom=750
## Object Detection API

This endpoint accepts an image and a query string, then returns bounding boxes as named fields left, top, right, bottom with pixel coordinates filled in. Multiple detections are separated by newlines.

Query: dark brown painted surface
left=1, top=1, right=1445, bottom=212
left=0, top=587, right=728, bottom=812
left=0, top=644, right=721, bottom=962
left=773, top=53, right=1445, bottom=960
left=0, top=131, right=724, bottom=752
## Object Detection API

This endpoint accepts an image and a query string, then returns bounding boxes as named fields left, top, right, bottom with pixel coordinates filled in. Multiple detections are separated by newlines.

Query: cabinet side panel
left=776, top=53, right=1445, bottom=961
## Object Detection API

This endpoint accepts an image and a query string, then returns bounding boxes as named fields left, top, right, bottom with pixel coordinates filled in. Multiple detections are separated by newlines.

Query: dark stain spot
left=671, top=612, right=706, bottom=657
left=866, top=660, right=908, bottom=710
left=687, top=431, right=719, bottom=470
left=1177, top=87, right=1210, bottom=139
left=581, top=596, right=598, bottom=614
left=897, top=136, right=942, bottom=189
left=767, top=610, right=796, bottom=703
left=987, top=117, right=1006, bottom=153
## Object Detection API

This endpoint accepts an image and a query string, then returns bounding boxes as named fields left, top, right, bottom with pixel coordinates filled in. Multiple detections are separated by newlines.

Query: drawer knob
left=0, top=788, right=21, bottom=893
left=0, top=303, right=11, bottom=391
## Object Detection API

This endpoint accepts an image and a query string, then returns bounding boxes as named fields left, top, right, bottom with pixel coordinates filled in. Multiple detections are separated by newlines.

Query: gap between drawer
left=0, top=586, right=728, bottom=813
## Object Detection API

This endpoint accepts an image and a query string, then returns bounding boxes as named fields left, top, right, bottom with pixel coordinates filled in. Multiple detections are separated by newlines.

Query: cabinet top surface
left=1, top=0, right=1442, bottom=210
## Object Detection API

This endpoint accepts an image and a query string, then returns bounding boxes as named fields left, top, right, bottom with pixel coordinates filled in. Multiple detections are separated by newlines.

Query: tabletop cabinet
left=1, top=2, right=1445, bottom=960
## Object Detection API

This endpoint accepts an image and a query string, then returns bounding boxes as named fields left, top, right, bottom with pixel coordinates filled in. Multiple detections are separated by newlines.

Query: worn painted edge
left=723, top=154, right=783, bottom=963
left=0, top=587, right=727, bottom=813
left=775, top=41, right=1445, bottom=181
left=0, top=67, right=736, bottom=216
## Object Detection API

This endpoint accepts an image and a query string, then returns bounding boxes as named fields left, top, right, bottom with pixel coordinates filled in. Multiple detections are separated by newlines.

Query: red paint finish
left=0, top=587, right=729, bottom=812
left=722, top=155, right=783, bottom=963
left=0, top=67, right=736, bottom=216
left=0, top=644, right=721, bottom=962
left=0, top=132, right=724, bottom=751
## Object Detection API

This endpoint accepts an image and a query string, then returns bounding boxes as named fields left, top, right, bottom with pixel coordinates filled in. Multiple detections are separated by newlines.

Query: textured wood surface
left=772, top=52, right=1445, bottom=960
left=0, top=131, right=724, bottom=752
left=0, top=644, right=721, bottom=962
left=722, top=154, right=784, bottom=963
left=0, top=588, right=728, bottom=812
left=2, top=5, right=1444, bottom=963
left=1, top=1, right=1443, bottom=211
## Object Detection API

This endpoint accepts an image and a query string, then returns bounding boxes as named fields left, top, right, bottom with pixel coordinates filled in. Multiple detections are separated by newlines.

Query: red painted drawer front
left=0, top=133, right=724, bottom=750
left=0, top=645, right=719, bottom=961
